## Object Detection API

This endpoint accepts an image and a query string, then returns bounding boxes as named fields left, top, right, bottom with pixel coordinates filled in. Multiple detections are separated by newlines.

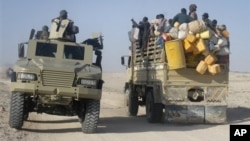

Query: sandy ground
left=0, top=68, right=250, bottom=141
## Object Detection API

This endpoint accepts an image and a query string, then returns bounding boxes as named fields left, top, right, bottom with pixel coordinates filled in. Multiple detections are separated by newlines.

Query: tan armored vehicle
left=122, top=30, right=229, bottom=123
left=8, top=15, right=104, bottom=133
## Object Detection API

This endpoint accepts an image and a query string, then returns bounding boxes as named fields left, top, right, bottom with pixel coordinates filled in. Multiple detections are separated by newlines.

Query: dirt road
left=1, top=71, right=250, bottom=141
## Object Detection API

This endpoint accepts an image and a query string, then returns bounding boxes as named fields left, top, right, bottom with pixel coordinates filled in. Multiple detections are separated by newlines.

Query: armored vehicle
left=121, top=35, right=229, bottom=124
left=8, top=18, right=104, bottom=133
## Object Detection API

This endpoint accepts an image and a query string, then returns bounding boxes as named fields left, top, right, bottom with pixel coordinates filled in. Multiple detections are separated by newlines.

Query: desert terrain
left=0, top=67, right=250, bottom=141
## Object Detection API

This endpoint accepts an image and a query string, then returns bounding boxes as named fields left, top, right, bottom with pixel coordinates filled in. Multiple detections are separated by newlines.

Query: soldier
left=50, top=10, right=78, bottom=42
left=52, top=9, right=69, bottom=21
left=35, top=25, right=50, bottom=40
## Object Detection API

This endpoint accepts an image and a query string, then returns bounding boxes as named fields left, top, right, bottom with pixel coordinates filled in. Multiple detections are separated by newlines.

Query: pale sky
left=0, top=0, right=250, bottom=72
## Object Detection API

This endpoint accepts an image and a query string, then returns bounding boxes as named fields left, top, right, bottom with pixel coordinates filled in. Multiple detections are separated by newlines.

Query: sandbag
left=188, top=20, right=207, bottom=34
left=179, top=23, right=189, bottom=31
left=178, top=30, right=188, bottom=40
left=169, top=27, right=178, bottom=39
left=174, top=22, right=180, bottom=28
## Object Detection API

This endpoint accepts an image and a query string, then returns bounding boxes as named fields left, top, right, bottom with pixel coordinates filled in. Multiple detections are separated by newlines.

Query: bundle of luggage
left=161, top=20, right=230, bottom=75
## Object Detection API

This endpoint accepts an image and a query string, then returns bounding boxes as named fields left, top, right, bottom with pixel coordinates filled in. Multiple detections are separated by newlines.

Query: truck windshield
left=63, top=45, right=84, bottom=60
left=35, top=43, right=57, bottom=57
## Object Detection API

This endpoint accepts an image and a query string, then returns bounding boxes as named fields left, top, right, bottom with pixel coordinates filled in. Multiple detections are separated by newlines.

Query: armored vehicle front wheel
left=125, top=87, right=138, bottom=116
left=80, top=100, right=100, bottom=133
left=146, top=90, right=163, bottom=123
left=9, top=92, right=25, bottom=129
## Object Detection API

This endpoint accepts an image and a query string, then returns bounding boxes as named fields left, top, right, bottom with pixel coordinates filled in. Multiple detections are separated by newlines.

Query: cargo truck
left=121, top=36, right=229, bottom=123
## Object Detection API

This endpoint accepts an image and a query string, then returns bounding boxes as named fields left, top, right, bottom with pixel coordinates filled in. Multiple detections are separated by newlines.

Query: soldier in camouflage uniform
left=50, top=10, right=78, bottom=42
left=35, top=25, right=49, bottom=40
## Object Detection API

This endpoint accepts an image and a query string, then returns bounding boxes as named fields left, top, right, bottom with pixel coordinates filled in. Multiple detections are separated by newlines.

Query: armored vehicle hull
left=9, top=37, right=103, bottom=133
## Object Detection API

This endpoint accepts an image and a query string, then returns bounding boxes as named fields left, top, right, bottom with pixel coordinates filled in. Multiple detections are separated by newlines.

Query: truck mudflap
left=165, top=105, right=227, bottom=124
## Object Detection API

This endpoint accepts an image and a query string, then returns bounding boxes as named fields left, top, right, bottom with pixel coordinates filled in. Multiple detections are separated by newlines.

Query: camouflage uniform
left=35, top=25, right=49, bottom=40
left=50, top=10, right=78, bottom=42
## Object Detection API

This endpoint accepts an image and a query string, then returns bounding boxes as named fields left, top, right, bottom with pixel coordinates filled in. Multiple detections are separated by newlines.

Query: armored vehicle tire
left=146, top=90, right=163, bottom=123
left=81, top=100, right=100, bottom=134
left=125, top=87, right=139, bottom=116
left=9, top=92, right=25, bottom=129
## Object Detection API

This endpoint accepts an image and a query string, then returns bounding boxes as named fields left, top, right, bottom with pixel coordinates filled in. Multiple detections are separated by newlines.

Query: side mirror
left=121, top=55, right=131, bottom=68
left=121, top=56, right=125, bottom=65
left=18, top=43, right=24, bottom=58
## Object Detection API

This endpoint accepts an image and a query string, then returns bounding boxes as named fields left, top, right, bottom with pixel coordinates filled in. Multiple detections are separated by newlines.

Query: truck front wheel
left=125, top=87, right=138, bottom=116
left=146, top=90, right=163, bottom=123
left=81, top=100, right=100, bottom=133
left=9, top=92, right=25, bottom=129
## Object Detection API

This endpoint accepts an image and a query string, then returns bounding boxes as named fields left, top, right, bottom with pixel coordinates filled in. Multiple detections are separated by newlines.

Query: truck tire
left=146, top=90, right=163, bottom=123
left=9, top=92, right=25, bottom=129
left=125, top=87, right=138, bottom=116
left=81, top=100, right=100, bottom=133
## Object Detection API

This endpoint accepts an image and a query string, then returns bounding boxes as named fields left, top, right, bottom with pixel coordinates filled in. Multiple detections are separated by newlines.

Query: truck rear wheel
left=81, top=100, right=100, bottom=133
left=9, top=92, right=25, bottom=129
left=146, top=90, right=163, bottom=123
left=125, top=87, right=138, bottom=116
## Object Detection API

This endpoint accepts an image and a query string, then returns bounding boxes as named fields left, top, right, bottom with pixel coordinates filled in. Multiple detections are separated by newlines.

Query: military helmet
left=60, top=10, right=68, bottom=19
left=42, top=25, right=49, bottom=31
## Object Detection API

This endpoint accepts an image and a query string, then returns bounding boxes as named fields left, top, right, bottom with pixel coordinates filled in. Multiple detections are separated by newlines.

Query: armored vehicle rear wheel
left=146, top=90, right=163, bottom=123
left=9, top=92, right=25, bottom=129
left=81, top=100, right=100, bottom=133
left=125, top=87, right=138, bottom=116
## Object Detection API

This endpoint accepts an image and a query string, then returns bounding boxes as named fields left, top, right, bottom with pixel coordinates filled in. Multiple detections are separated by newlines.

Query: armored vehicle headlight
left=79, top=79, right=97, bottom=86
left=17, top=73, right=37, bottom=80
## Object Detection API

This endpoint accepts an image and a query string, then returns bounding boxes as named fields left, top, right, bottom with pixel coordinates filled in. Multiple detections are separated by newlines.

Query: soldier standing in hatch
left=50, top=10, right=78, bottom=42
left=35, top=25, right=50, bottom=40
